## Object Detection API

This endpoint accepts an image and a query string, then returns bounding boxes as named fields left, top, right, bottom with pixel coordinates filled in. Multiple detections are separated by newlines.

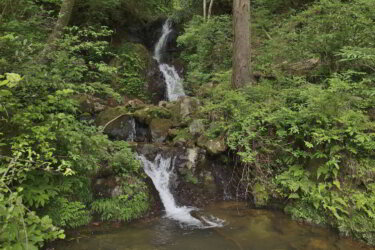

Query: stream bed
left=53, top=201, right=372, bottom=250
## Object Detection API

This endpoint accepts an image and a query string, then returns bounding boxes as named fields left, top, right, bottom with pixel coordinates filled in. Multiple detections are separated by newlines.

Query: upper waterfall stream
left=154, top=19, right=186, bottom=101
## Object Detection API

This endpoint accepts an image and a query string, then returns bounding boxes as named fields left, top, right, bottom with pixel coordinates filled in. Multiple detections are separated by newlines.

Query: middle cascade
left=138, top=153, right=224, bottom=228
left=154, top=19, right=186, bottom=101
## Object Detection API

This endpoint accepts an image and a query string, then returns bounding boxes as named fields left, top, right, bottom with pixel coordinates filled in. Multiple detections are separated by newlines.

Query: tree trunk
left=203, top=0, right=207, bottom=20
left=208, top=0, right=214, bottom=19
left=40, top=0, right=75, bottom=61
left=232, top=0, right=252, bottom=88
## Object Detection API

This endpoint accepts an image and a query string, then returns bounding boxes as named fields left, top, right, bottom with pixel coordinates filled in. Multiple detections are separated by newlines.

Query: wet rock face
left=179, top=96, right=200, bottom=118
left=141, top=18, right=166, bottom=50
left=146, top=59, right=166, bottom=104
left=103, top=115, right=151, bottom=142
left=149, top=118, right=173, bottom=143
left=197, top=135, right=227, bottom=155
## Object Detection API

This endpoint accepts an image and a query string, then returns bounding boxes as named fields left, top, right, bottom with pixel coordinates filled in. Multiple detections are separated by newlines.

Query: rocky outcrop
left=197, top=135, right=227, bottom=155
left=149, top=118, right=173, bottom=143
left=147, top=59, right=166, bottom=104
left=179, top=96, right=200, bottom=119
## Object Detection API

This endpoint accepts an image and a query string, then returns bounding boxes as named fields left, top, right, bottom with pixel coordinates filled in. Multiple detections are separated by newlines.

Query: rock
left=158, top=101, right=168, bottom=107
left=133, top=106, right=172, bottom=125
left=167, top=128, right=179, bottom=137
left=281, top=58, right=320, bottom=75
left=111, top=185, right=123, bottom=198
left=147, top=59, right=166, bottom=104
left=189, top=119, right=205, bottom=136
left=75, top=94, right=106, bottom=114
left=197, top=135, right=227, bottom=155
left=126, top=99, right=145, bottom=110
left=95, top=106, right=128, bottom=127
left=96, top=106, right=152, bottom=142
left=93, top=177, right=118, bottom=199
left=149, top=118, right=173, bottom=143
left=179, top=96, right=200, bottom=118
left=103, top=115, right=137, bottom=141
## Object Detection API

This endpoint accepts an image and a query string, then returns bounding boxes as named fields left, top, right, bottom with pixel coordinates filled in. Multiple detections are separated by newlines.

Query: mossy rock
left=133, top=106, right=172, bottom=125
left=74, top=94, right=106, bottom=114
left=96, top=106, right=129, bottom=127
left=197, top=135, right=227, bottom=155
left=172, top=128, right=194, bottom=146
left=149, top=118, right=173, bottom=143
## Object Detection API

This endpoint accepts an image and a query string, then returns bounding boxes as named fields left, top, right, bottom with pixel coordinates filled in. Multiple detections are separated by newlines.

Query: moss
left=133, top=106, right=172, bottom=124
left=197, top=135, right=227, bottom=155
left=180, top=168, right=198, bottom=185
left=149, top=118, right=173, bottom=142
left=172, top=128, right=191, bottom=144
left=95, top=106, right=129, bottom=126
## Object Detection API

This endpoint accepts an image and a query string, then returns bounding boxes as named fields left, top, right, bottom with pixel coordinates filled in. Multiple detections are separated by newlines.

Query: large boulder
left=96, top=106, right=151, bottom=142
left=179, top=96, right=201, bottom=119
left=197, top=135, right=227, bottom=155
left=189, top=119, right=205, bottom=136
left=146, top=59, right=166, bottom=104
left=103, top=115, right=136, bottom=141
left=149, top=118, right=173, bottom=143
left=75, top=94, right=107, bottom=115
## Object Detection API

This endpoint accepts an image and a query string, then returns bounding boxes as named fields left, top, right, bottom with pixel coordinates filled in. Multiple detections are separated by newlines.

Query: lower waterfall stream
left=138, top=154, right=224, bottom=228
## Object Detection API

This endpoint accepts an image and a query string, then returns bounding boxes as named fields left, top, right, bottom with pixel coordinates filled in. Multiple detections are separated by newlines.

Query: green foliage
left=113, top=43, right=149, bottom=99
left=43, top=198, right=92, bottom=228
left=0, top=0, right=154, bottom=247
left=91, top=185, right=149, bottom=221
left=177, top=15, right=232, bottom=91
left=255, top=0, right=375, bottom=76
left=199, top=73, right=375, bottom=243
left=0, top=190, right=64, bottom=250
left=76, top=0, right=174, bottom=25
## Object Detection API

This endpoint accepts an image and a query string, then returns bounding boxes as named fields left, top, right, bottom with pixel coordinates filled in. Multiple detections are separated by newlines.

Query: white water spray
left=154, top=19, right=186, bottom=101
left=127, top=118, right=136, bottom=142
left=138, top=154, right=224, bottom=228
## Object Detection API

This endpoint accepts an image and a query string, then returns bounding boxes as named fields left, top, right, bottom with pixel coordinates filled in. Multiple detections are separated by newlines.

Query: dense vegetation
left=178, top=0, right=375, bottom=244
left=1, top=0, right=374, bottom=249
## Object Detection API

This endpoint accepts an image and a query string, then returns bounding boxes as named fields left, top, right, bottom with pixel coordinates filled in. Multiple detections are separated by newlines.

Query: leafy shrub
left=177, top=15, right=232, bottom=91
left=43, top=198, right=92, bottom=228
left=0, top=191, right=64, bottom=250
left=91, top=189, right=149, bottom=221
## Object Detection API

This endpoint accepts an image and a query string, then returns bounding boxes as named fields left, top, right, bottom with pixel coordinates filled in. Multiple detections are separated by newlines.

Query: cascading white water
left=138, top=154, right=224, bottom=228
left=127, top=118, right=136, bottom=142
left=154, top=19, right=186, bottom=101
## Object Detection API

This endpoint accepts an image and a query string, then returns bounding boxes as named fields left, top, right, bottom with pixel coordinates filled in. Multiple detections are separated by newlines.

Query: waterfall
left=138, top=154, right=224, bottom=228
left=126, top=118, right=136, bottom=142
left=154, top=19, right=186, bottom=102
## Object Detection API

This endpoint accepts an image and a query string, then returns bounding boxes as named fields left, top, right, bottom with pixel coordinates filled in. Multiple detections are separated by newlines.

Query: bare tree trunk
left=208, top=0, right=214, bottom=19
left=203, top=0, right=207, bottom=21
left=232, top=0, right=252, bottom=88
left=40, top=0, right=75, bottom=60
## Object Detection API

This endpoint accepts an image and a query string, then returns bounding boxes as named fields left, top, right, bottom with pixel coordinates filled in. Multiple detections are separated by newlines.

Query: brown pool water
left=54, top=202, right=373, bottom=250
